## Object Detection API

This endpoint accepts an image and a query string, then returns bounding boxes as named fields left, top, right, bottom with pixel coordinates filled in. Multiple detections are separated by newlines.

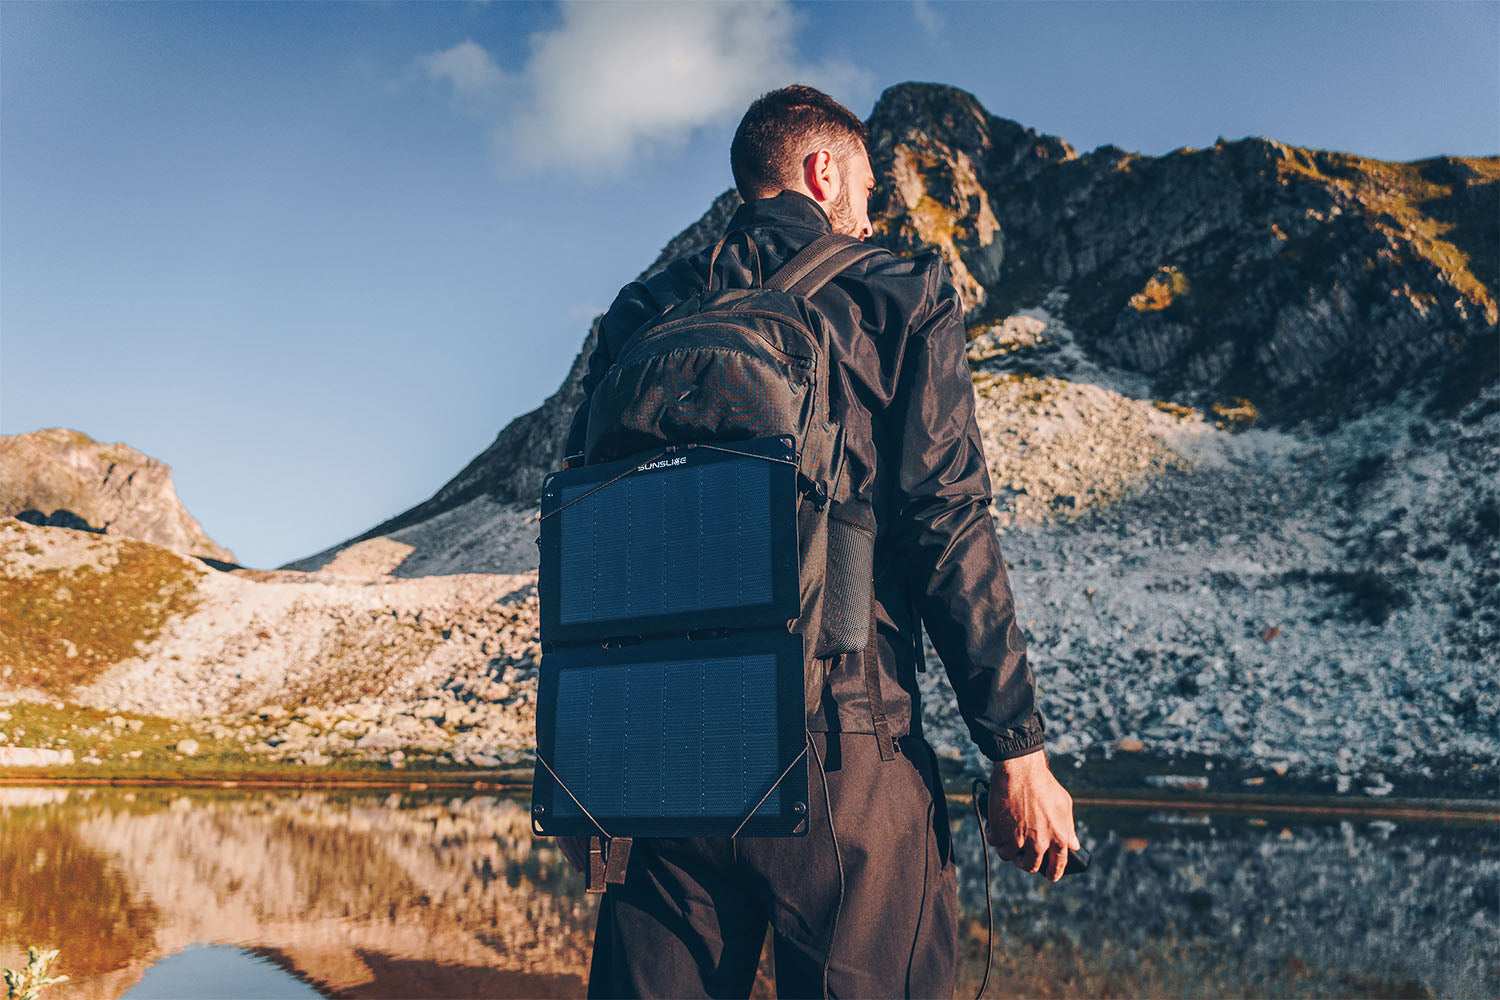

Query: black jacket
left=565, top=191, right=1044, bottom=761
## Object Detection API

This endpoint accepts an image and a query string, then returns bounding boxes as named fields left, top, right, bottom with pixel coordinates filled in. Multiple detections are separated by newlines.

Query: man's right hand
left=986, top=749, right=1080, bottom=883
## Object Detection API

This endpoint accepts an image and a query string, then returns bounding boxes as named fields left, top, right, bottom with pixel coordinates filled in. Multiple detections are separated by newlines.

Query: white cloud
left=911, top=0, right=945, bottom=39
left=418, top=39, right=505, bottom=102
left=416, top=1, right=870, bottom=174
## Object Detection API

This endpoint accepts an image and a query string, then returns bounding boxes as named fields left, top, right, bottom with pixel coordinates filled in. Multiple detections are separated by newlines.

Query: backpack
left=581, top=231, right=885, bottom=709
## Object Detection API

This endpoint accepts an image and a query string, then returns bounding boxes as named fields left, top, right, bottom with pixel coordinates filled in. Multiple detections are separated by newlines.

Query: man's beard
left=826, top=183, right=859, bottom=237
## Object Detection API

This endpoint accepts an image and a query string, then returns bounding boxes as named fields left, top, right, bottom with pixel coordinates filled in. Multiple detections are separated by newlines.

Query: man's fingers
left=1044, top=844, right=1068, bottom=882
left=1004, top=834, right=1078, bottom=879
left=988, top=820, right=1022, bottom=861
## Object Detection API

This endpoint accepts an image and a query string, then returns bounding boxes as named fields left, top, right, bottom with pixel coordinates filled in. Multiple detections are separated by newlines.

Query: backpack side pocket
left=814, top=501, right=875, bottom=658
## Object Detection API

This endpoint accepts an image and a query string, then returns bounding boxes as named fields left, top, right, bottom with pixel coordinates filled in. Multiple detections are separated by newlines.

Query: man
left=561, top=85, right=1077, bottom=998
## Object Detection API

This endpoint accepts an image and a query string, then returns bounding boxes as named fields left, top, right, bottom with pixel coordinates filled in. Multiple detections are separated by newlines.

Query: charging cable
left=807, top=733, right=843, bottom=1000
left=970, top=779, right=1091, bottom=999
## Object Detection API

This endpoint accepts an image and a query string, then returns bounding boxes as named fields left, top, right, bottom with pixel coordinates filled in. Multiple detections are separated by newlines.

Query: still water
left=1, top=785, right=1494, bottom=999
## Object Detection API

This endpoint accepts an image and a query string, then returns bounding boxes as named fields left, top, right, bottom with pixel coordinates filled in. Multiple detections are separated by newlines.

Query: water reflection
left=1, top=787, right=595, bottom=998
left=950, top=805, right=1500, bottom=999
left=1, top=786, right=1495, bottom=999
left=122, top=945, right=321, bottom=999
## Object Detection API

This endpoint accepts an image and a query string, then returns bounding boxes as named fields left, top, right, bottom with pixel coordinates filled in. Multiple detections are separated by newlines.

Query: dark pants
left=587, top=732, right=959, bottom=999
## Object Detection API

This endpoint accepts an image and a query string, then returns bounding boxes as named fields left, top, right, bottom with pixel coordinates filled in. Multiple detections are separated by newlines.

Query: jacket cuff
left=970, top=711, right=1046, bottom=762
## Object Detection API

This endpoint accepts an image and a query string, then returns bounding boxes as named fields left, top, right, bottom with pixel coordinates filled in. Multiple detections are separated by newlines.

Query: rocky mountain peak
left=869, top=82, right=1076, bottom=181
left=862, top=83, right=1497, bottom=424
left=1, top=428, right=235, bottom=565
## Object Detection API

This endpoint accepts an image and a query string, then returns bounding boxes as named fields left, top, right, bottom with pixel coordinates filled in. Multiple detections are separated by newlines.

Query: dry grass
left=1212, top=397, right=1261, bottom=432
left=0, top=534, right=201, bottom=695
left=1277, top=150, right=1499, bottom=322
left=0, top=702, right=525, bottom=782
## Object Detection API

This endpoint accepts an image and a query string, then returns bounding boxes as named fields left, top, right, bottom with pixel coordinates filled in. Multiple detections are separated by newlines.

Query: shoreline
left=3, top=767, right=1494, bottom=824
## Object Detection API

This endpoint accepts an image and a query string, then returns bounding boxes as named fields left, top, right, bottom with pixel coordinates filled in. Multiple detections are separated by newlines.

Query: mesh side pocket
left=816, top=510, right=874, bottom=656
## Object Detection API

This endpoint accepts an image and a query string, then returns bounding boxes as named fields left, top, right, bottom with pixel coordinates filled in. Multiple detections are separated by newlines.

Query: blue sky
left=3, top=1, right=1496, bottom=569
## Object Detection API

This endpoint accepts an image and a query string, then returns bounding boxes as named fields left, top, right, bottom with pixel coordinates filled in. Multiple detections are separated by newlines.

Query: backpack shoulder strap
left=765, top=234, right=885, bottom=297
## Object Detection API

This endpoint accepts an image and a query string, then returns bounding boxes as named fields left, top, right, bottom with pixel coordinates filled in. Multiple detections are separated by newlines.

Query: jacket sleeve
left=563, top=258, right=708, bottom=461
left=889, top=260, right=1045, bottom=761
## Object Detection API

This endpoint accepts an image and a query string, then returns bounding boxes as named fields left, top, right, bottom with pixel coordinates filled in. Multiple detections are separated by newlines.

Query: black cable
left=971, top=779, right=993, bottom=1000
left=808, top=732, right=843, bottom=1000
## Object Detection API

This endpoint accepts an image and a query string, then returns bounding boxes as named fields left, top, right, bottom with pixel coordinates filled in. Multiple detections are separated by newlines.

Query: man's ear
left=803, top=149, right=839, bottom=203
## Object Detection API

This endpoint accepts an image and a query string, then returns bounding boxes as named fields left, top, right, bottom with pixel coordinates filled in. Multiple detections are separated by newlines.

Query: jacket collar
left=725, top=190, right=832, bottom=236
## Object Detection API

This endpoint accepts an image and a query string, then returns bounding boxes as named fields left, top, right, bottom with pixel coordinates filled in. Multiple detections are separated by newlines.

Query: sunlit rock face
left=0, top=429, right=236, bottom=564
left=863, top=82, right=1497, bottom=425
left=867, top=82, right=1069, bottom=316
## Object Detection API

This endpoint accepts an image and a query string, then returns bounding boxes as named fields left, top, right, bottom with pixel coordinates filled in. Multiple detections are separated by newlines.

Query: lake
left=1, top=785, right=1494, bottom=998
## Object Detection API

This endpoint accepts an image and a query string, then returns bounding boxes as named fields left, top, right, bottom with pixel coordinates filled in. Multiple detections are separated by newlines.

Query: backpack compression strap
left=764, top=233, right=886, bottom=297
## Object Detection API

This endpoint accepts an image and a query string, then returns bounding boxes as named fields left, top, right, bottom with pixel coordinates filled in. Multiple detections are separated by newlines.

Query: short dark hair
left=730, top=85, right=869, bottom=201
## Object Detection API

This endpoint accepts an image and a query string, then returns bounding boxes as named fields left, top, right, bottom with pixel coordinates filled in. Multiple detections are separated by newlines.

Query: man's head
left=730, top=85, right=875, bottom=240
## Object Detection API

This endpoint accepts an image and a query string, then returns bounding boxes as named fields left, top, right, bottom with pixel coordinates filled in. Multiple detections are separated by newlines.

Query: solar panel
left=538, top=438, right=800, bottom=645
left=532, top=632, right=808, bottom=838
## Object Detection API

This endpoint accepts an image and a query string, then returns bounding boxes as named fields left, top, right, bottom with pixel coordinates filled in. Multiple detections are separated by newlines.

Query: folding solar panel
left=531, top=633, right=808, bottom=838
left=533, top=436, right=809, bottom=839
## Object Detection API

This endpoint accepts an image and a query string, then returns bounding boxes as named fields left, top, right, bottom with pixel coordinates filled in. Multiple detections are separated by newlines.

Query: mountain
left=290, top=82, right=1497, bottom=578
left=0, top=428, right=236, bottom=565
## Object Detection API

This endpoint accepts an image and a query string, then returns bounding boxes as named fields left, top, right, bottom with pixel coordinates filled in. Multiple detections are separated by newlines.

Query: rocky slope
left=1, top=520, right=542, bottom=769
left=916, top=302, right=1499, bottom=785
left=0, top=429, right=235, bottom=564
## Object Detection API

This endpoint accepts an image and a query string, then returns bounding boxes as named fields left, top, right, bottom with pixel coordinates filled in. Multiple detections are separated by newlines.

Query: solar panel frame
left=531, top=631, right=809, bottom=838
left=538, top=437, right=801, bottom=646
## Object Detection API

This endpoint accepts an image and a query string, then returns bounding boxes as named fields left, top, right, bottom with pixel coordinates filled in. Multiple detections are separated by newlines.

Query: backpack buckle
left=798, top=474, right=829, bottom=511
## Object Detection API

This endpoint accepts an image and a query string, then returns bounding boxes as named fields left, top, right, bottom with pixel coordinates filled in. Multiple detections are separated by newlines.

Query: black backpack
left=581, top=231, right=886, bottom=712
left=531, top=231, right=893, bottom=865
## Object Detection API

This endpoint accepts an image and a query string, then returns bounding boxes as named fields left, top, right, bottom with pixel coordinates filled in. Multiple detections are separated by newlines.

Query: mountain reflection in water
left=1, top=786, right=1495, bottom=999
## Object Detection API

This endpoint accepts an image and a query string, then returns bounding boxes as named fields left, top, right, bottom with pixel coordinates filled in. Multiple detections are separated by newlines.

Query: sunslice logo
left=637, top=456, right=689, bottom=472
